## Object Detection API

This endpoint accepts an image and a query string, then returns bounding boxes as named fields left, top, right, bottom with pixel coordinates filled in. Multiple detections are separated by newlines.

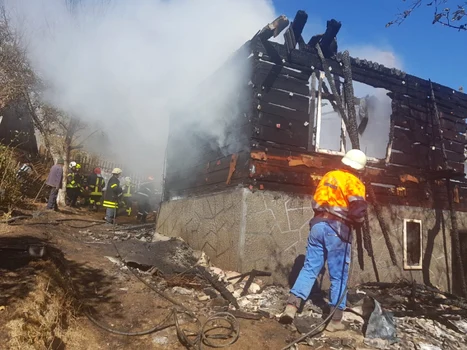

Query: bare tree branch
left=387, top=0, right=467, bottom=31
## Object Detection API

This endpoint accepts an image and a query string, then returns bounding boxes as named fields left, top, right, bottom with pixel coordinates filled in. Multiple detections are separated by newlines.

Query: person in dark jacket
left=87, top=167, right=106, bottom=211
left=103, top=168, right=123, bottom=224
left=135, top=176, right=156, bottom=223
left=45, top=158, right=64, bottom=211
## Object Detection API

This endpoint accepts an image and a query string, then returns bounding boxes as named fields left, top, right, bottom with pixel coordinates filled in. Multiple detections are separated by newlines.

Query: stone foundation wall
left=157, top=188, right=467, bottom=293
left=156, top=189, right=245, bottom=271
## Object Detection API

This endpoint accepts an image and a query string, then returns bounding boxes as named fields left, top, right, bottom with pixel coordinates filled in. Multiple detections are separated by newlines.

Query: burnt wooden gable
left=164, top=13, right=467, bottom=212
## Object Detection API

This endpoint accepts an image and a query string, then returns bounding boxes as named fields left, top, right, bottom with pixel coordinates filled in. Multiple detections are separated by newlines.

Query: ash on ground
left=87, top=227, right=467, bottom=350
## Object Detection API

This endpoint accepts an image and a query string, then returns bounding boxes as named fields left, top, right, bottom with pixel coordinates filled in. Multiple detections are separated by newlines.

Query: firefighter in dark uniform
left=75, top=163, right=85, bottom=205
left=87, top=167, right=105, bottom=211
left=66, top=161, right=81, bottom=207
left=103, top=168, right=123, bottom=224
left=135, top=176, right=156, bottom=223
left=121, top=177, right=136, bottom=216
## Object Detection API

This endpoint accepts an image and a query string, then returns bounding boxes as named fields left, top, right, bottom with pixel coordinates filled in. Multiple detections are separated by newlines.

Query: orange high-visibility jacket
left=312, top=169, right=367, bottom=224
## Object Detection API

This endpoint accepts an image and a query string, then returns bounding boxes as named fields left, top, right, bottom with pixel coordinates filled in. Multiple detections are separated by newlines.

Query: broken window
left=403, top=219, right=423, bottom=270
left=312, top=71, right=345, bottom=154
left=311, top=73, right=392, bottom=159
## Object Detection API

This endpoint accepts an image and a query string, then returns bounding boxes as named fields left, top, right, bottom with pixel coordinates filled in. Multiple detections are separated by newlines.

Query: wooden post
left=315, top=71, right=324, bottom=152
left=308, top=71, right=317, bottom=151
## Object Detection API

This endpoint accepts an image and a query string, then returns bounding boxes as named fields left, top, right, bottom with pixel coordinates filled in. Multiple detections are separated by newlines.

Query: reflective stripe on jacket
left=123, top=184, right=135, bottom=198
left=103, top=175, right=122, bottom=208
left=88, top=174, right=105, bottom=196
left=66, top=173, right=79, bottom=189
left=312, top=169, right=367, bottom=224
left=103, top=200, right=118, bottom=208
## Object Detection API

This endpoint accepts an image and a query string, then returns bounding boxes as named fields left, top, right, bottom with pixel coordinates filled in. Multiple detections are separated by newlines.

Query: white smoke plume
left=5, top=0, right=276, bottom=181
left=351, top=46, right=403, bottom=159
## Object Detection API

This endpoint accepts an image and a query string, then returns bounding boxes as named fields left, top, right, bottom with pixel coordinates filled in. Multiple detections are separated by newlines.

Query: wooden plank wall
left=163, top=34, right=467, bottom=211
left=247, top=37, right=467, bottom=211
left=251, top=59, right=312, bottom=150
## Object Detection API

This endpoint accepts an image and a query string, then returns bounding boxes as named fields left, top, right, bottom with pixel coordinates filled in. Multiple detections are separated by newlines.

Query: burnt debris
left=307, top=19, right=341, bottom=59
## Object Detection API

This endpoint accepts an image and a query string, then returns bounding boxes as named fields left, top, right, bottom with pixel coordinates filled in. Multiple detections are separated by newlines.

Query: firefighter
left=66, top=161, right=80, bottom=207
left=75, top=163, right=86, bottom=205
left=16, top=162, right=33, bottom=196
left=16, top=162, right=32, bottom=179
left=135, top=176, right=156, bottom=223
left=103, top=168, right=123, bottom=224
left=279, top=149, right=368, bottom=332
left=121, top=177, right=135, bottom=216
left=87, top=167, right=105, bottom=211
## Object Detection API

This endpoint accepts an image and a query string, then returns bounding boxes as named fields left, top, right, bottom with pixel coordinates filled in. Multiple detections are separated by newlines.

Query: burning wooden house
left=158, top=11, right=467, bottom=296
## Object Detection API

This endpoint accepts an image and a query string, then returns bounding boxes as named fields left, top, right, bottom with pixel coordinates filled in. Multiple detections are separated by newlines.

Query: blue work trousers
left=290, top=221, right=351, bottom=310
left=105, top=208, right=117, bottom=224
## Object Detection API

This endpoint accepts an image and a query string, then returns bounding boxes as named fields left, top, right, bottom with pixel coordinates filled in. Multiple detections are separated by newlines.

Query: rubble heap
left=93, top=227, right=467, bottom=350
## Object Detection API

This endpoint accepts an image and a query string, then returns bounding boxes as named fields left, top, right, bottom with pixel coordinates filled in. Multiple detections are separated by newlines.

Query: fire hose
left=78, top=210, right=240, bottom=348
left=81, top=238, right=240, bottom=348
left=10, top=210, right=240, bottom=348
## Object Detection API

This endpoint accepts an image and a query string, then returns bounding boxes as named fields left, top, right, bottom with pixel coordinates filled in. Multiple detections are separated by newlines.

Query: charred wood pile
left=164, top=10, right=467, bottom=212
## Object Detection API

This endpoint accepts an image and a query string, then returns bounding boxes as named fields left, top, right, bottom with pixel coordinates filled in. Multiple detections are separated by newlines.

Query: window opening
left=403, top=219, right=422, bottom=270
left=311, top=73, right=392, bottom=160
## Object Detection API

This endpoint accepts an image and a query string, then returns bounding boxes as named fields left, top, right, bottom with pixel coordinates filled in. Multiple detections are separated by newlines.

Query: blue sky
left=272, top=0, right=466, bottom=90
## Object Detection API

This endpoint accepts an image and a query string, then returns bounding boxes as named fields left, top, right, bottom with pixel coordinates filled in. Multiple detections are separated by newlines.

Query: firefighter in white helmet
left=103, top=168, right=123, bottom=224
left=280, top=149, right=368, bottom=332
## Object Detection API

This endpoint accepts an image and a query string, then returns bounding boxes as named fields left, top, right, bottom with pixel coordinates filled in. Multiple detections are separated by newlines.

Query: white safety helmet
left=342, top=149, right=367, bottom=171
left=124, top=176, right=131, bottom=183
left=69, top=161, right=77, bottom=169
left=112, top=167, right=123, bottom=175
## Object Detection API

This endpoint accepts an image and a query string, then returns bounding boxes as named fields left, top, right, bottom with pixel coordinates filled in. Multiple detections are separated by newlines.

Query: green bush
left=0, top=145, right=22, bottom=208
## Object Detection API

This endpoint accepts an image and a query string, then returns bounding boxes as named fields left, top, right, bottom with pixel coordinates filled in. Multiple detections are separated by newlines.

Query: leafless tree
left=35, top=106, right=101, bottom=204
left=0, top=3, right=102, bottom=205
left=0, top=5, right=36, bottom=110
left=387, top=1, right=467, bottom=31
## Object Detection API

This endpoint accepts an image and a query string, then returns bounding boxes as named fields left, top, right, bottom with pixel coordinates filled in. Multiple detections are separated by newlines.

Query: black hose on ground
left=63, top=222, right=105, bottom=229
left=85, top=308, right=175, bottom=336
left=56, top=218, right=105, bottom=223
left=0, top=215, right=33, bottom=224
left=115, top=223, right=155, bottom=231
left=98, top=223, right=239, bottom=348
left=8, top=222, right=59, bottom=226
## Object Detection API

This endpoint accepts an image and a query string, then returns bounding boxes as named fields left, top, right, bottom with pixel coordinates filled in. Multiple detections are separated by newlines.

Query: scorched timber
left=252, top=39, right=467, bottom=114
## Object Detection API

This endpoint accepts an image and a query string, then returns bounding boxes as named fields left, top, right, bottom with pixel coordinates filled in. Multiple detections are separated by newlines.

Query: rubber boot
left=326, top=309, right=347, bottom=332
left=279, top=304, right=297, bottom=324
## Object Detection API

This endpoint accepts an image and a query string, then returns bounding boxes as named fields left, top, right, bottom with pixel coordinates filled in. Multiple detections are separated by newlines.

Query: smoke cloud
left=5, top=0, right=276, bottom=182
left=6, top=1, right=404, bottom=178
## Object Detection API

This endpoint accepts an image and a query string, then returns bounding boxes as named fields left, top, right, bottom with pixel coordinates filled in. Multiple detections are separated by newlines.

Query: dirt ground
left=0, top=204, right=361, bottom=350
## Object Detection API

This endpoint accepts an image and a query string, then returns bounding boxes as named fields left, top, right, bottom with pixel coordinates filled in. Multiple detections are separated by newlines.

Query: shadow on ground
left=0, top=235, right=120, bottom=315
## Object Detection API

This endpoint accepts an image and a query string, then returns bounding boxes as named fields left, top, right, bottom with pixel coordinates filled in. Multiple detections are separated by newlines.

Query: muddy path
left=0, top=207, right=318, bottom=350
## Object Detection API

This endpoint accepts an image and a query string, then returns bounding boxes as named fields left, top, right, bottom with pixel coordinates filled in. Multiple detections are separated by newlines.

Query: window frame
left=403, top=218, right=423, bottom=270
left=310, top=71, right=390, bottom=163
